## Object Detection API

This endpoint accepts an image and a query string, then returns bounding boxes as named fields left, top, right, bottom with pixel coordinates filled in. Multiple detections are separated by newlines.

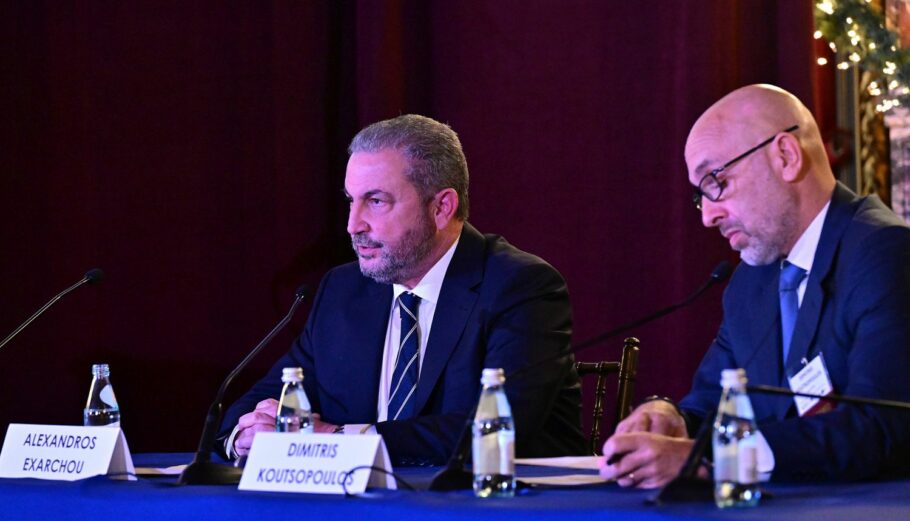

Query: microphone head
left=84, top=268, right=105, bottom=285
left=710, top=261, right=732, bottom=283
left=294, top=284, right=309, bottom=300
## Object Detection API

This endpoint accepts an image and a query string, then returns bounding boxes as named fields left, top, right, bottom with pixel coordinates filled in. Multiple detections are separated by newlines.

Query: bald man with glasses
left=599, top=84, right=910, bottom=488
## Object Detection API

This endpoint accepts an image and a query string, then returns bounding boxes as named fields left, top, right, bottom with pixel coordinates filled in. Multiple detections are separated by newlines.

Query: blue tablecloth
left=2, top=453, right=909, bottom=521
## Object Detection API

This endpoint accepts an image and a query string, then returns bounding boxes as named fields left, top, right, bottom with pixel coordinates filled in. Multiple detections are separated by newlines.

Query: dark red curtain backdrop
left=0, top=2, right=821, bottom=452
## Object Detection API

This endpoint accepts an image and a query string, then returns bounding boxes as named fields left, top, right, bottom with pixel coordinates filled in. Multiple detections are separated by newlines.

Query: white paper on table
left=515, top=455, right=600, bottom=470
left=134, top=464, right=187, bottom=476
left=519, top=473, right=606, bottom=486
left=514, top=456, right=606, bottom=487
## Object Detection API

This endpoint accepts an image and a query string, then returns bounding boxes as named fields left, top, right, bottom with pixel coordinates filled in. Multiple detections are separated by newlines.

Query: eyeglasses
left=692, top=125, right=799, bottom=210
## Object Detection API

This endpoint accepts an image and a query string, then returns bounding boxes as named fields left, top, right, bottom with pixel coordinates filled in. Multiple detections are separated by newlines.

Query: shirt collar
left=784, top=200, right=831, bottom=273
left=392, top=238, right=460, bottom=305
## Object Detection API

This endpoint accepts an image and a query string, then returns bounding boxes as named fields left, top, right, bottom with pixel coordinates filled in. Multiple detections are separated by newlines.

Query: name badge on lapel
left=787, top=353, right=834, bottom=416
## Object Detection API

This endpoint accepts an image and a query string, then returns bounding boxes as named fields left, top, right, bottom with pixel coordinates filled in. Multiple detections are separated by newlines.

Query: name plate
left=0, top=424, right=135, bottom=481
left=239, top=432, right=394, bottom=494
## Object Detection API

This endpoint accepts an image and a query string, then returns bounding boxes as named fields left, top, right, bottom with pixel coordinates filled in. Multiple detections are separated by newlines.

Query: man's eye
left=368, top=198, right=385, bottom=206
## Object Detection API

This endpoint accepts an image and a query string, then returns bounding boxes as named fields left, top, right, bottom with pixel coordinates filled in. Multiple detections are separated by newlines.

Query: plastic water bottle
left=276, top=367, right=313, bottom=433
left=472, top=368, right=515, bottom=498
left=84, top=363, right=121, bottom=427
left=712, top=368, right=761, bottom=508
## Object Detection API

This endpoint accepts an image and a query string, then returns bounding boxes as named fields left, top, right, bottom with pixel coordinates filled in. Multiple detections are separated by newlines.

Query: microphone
left=428, top=261, right=732, bottom=491
left=572, top=260, right=731, bottom=352
left=0, top=268, right=105, bottom=352
left=177, top=284, right=309, bottom=485
left=652, top=383, right=910, bottom=503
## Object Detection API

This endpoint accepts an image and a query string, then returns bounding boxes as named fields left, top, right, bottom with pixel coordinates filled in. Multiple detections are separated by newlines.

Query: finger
left=237, top=411, right=278, bottom=428
left=598, top=450, right=631, bottom=481
left=615, top=414, right=651, bottom=434
left=638, top=476, right=664, bottom=489
left=604, top=440, right=657, bottom=483
left=613, top=463, right=645, bottom=488
left=598, top=458, right=617, bottom=480
left=603, top=432, right=643, bottom=458
left=237, top=412, right=272, bottom=429
left=234, top=422, right=275, bottom=452
left=255, top=399, right=279, bottom=412
left=615, top=473, right=636, bottom=488
left=601, top=439, right=621, bottom=468
left=636, top=463, right=677, bottom=490
left=647, top=416, right=682, bottom=436
left=635, top=439, right=693, bottom=488
left=600, top=448, right=641, bottom=481
left=234, top=431, right=255, bottom=454
left=601, top=434, right=620, bottom=458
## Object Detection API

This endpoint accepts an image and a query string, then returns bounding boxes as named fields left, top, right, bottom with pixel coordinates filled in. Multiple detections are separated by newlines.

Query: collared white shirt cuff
left=756, top=431, right=774, bottom=481
left=224, top=424, right=241, bottom=460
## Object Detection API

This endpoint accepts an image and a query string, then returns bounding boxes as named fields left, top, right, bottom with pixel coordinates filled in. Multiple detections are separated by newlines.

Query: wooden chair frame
left=575, top=337, right=640, bottom=455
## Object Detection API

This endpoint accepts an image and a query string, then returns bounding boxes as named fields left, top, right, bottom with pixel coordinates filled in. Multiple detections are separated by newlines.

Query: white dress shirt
left=341, top=237, right=460, bottom=435
left=755, top=200, right=830, bottom=476
left=376, top=238, right=459, bottom=422
left=784, top=201, right=830, bottom=306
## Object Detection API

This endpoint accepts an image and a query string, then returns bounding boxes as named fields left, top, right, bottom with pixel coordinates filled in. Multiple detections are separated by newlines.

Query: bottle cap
left=91, top=364, right=111, bottom=377
left=281, top=367, right=304, bottom=383
left=480, top=368, right=505, bottom=386
left=720, top=368, right=747, bottom=388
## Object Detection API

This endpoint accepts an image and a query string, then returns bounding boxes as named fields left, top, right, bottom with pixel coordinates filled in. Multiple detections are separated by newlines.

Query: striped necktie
left=389, top=292, right=421, bottom=420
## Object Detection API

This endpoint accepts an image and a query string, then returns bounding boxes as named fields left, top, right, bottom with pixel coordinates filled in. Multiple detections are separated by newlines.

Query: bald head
left=694, top=85, right=814, bottom=138
left=685, top=84, right=836, bottom=265
left=686, top=84, right=829, bottom=177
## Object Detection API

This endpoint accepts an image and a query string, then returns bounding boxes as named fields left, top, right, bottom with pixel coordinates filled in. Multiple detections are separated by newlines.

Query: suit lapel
left=412, top=224, right=483, bottom=414
left=784, top=184, right=855, bottom=378
left=742, top=265, right=784, bottom=389
left=339, top=280, right=391, bottom=418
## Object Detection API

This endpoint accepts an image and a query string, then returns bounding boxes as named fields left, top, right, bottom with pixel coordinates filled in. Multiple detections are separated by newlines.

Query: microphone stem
left=0, top=276, right=90, bottom=351
left=194, top=292, right=307, bottom=458
left=747, top=384, right=910, bottom=411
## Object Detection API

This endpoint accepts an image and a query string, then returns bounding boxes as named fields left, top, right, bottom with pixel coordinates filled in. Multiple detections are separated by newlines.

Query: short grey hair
left=348, top=114, right=470, bottom=220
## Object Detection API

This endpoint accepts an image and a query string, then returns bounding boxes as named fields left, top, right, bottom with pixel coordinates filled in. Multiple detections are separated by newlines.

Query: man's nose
left=347, top=202, right=369, bottom=235
left=700, top=198, right=725, bottom=228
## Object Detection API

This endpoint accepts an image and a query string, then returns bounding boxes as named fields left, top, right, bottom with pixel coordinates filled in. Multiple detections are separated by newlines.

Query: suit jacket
left=221, top=223, right=587, bottom=465
left=680, top=182, right=910, bottom=481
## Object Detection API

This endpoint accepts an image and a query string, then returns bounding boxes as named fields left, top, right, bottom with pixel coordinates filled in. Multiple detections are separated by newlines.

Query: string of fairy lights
left=815, top=0, right=910, bottom=112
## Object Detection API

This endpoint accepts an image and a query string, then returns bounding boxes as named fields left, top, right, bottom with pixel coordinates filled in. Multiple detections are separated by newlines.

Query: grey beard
left=351, top=224, right=434, bottom=284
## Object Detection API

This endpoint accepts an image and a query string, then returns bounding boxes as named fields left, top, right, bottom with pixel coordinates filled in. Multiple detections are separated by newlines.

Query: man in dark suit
left=599, top=84, right=910, bottom=487
left=221, top=114, right=586, bottom=465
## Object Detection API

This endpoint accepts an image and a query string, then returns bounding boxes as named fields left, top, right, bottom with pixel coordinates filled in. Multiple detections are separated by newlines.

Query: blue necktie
left=779, top=261, right=807, bottom=365
left=389, top=292, right=421, bottom=420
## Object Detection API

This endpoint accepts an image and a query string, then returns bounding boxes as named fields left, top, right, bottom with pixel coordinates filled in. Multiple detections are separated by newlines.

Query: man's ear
left=773, top=133, right=804, bottom=183
left=431, top=188, right=459, bottom=229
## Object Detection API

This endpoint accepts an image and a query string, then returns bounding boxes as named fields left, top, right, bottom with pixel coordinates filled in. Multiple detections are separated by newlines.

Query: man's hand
left=598, top=432, right=699, bottom=489
left=233, top=400, right=339, bottom=456
left=614, top=400, right=687, bottom=438
left=234, top=399, right=280, bottom=457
